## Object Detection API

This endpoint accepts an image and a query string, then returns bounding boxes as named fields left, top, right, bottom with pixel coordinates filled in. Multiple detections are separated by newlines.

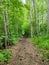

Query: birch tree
left=47, top=0, right=49, bottom=36
left=30, top=1, right=33, bottom=37
left=33, top=0, right=39, bottom=37
left=1, top=0, right=8, bottom=48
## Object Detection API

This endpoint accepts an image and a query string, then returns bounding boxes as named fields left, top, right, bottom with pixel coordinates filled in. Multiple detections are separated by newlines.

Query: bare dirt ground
left=7, top=38, right=49, bottom=65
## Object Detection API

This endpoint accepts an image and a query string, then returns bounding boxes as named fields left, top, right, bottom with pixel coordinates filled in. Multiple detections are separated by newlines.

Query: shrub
left=0, top=50, right=12, bottom=63
left=31, top=35, right=49, bottom=60
left=0, top=53, right=5, bottom=62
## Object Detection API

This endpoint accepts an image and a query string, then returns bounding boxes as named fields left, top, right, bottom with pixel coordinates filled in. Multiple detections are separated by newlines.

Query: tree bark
left=2, top=6, right=8, bottom=48
left=30, top=1, right=33, bottom=37
left=47, top=0, right=49, bottom=36
left=33, top=0, right=39, bottom=37
left=0, top=0, right=8, bottom=48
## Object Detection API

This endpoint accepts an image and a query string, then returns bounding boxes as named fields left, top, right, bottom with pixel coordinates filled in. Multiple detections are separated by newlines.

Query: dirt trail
left=7, top=38, right=48, bottom=65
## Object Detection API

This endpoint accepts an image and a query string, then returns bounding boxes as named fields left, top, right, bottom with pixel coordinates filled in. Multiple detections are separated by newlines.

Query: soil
left=4, top=38, right=49, bottom=65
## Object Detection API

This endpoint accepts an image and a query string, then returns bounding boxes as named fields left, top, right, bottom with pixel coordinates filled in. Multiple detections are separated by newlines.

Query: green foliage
left=0, top=36, right=5, bottom=48
left=31, top=35, right=49, bottom=60
left=41, top=52, right=49, bottom=60
left=9, top=34, right=18, bottom=45
left=0, top=50, right=12, bottom=62
left=0, top=53, right=5, bottom=62
left=22, top=22, right=30, bottom=36
left=0, top=42, right=3, bottom=48
left=40, top=23, right=47, bottom=33
left=0, top=0, right=49, bottom=62
left=3, top=50, right=12, bottom=62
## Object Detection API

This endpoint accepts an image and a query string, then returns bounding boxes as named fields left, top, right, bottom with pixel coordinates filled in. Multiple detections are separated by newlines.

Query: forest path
left=7, top=38, right=48, bottom=65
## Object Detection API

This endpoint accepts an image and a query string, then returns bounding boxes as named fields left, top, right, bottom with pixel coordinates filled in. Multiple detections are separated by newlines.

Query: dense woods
left=0, top=0, right=49, bottom=64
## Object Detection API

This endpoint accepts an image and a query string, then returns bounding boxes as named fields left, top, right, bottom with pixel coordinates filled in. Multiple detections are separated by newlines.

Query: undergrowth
left=0, top=50, right=12, bottom=63
left=31, top=35, right=49, bottom=60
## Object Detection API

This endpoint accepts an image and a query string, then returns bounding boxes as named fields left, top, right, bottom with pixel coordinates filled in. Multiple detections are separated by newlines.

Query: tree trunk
left=42, top=2, right=44, bottom=33
left=30, top=1, right=33, bottom=37
left=5, top=6, right=9, bottom=45
left=1, top=0, right=8, bottom=48
left=47, top=0, right=49, bottom=36
left=5, top=0, right=10, bottom=46
left=2, top=6, right=8, bottom=48
left=33, top=0, right=39, bottom=37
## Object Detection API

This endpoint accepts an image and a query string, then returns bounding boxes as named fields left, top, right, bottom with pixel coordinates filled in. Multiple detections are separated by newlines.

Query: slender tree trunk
left=42, top=10, right=44, bottom=26
left=42, top=12, right=44, bottom=33
left=0, top=0, right=8, bottom=48
left=33, top=0, right=39, bottom=37
left=30, top=1, right=33, bottom=37
left=5, top=6, right=9, bottom=45
left=5, top=0, right=9, bottom=46
left=2, top=5, right=8, bottom=48
left=42, top=2, right=44, bottom=33
left=47, top=0, right=49, bottom=36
